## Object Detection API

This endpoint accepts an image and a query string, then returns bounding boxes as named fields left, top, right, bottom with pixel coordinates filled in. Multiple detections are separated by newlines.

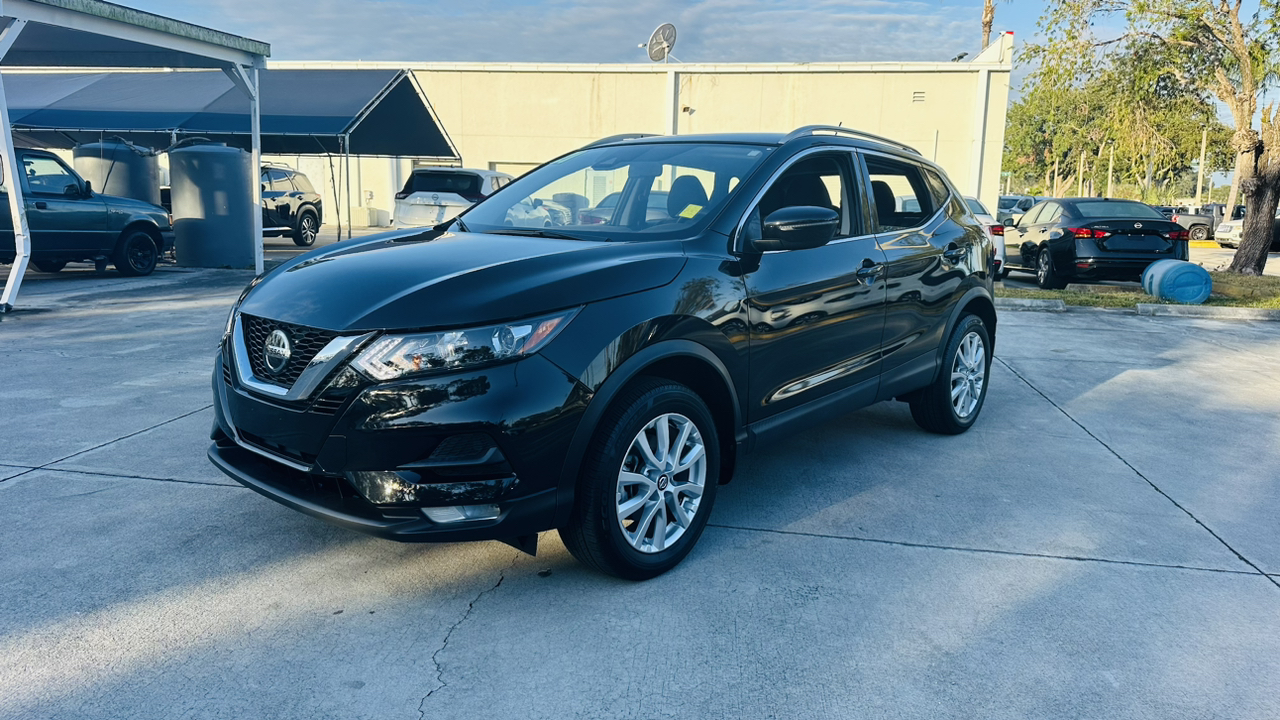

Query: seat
left=871, top=180, right=898, bottom=229
left=666, top=176, right=709, bottom=220
left=759, top=172, right=834, bottom=219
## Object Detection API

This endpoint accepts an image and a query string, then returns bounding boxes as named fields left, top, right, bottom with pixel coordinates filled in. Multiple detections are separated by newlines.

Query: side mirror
left=83, top=180, right=92, bottom=196
left=1003, top=218, right=1017, bottom=228
left=752, top=206, right=839, bottom=252
left=532, top=198, right=543, bottom=208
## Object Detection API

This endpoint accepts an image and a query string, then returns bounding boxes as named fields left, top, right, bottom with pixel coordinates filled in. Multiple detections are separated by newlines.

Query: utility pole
left=1195, top=126, right=1208, bottom=207
left=1052, top=156, right=1059, bottom=197
left=1077, top=150, right=1086, bottom=196
left=1106, top=144, right=1114, bottom=197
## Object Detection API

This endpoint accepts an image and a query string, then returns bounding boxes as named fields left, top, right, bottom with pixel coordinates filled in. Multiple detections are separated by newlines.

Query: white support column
left=344, top=135, right=352, bottom=240
left=665, top=69, right=679, bottom=136
left=0, top=18, right=29, bottom=313
left=224, top=63, right=263, bottom=274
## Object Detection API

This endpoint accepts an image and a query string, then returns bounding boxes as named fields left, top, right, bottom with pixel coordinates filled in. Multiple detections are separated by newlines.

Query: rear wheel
left=292, top=210, right=318, bottom=247
left=1189, top=225, right=1210, bottom=242
left=559, top=378, right=719, bottom=580
left=909, top=314, right=991, bottom=435
left=113, top=230, right=157, bottom=277
left=1036, top=247, right=1067, bottom=289
left=33, top=260, right=66, bottom=273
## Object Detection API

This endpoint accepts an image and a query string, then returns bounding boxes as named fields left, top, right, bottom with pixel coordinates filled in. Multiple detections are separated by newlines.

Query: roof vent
left=912, top=91, right=926, bottom=103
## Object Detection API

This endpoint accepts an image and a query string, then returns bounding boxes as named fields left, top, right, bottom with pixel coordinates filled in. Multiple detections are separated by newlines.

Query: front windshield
left=460, top=142, right=772, bottom=240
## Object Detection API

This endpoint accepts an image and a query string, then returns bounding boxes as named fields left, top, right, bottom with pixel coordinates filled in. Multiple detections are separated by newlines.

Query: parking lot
left=1, top=267, right=1278, bottom=719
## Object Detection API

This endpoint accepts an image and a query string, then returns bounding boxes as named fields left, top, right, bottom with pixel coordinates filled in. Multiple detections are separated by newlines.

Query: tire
left=908, top=314, right=992, bottom=435
left=558, top=377, right=720, bottom=580
left=1036, top=246, right=1067, bottom=289
left=1189, top=225, right=1209, bottom=242
left=33, top=260, right=66, bottom=273
left=292, top=210, right=319, bottom=247
left=112, top=230, right=158, bottom=277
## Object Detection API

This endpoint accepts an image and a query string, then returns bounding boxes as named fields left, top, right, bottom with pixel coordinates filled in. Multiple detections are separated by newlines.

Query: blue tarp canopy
left=4, top=68, right=458, bottom=159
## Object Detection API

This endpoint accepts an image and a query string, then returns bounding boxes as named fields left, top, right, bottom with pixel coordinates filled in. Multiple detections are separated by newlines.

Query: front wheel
left=559, top=378, right=719, bottom=580
left=909, top=314, right=991, bottom=435
left=113, top=230, right=158, bottom=277
left=292, top=211, right=318, bottom=247
left=1189, top=225, right=1209, bottom=242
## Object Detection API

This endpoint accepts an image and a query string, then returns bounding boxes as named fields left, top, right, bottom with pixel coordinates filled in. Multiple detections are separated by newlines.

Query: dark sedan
left=1001, top=198, right=1189, bottom=288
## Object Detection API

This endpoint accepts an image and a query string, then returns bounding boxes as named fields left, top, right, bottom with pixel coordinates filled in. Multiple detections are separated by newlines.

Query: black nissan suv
left=209, top=127, right=997, bottom=579
left=260, top=164, right=323, bottom=247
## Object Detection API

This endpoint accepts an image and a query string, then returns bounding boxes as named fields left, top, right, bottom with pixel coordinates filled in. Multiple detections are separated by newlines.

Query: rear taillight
left=1167, top=230, right=1189, bottom=241
left=580, top=215, right=606, bottom=225
left=989, top=224, right=1004, bottom=236
left=1066, top=227, right=1112, bottom=239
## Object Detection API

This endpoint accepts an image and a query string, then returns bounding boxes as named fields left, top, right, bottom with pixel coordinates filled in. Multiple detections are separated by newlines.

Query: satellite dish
left=647, top=23, right=677, bottom=62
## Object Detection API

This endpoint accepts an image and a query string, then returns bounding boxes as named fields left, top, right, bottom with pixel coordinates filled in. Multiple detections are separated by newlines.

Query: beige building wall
left=273, top=34, right=1012, bottom=228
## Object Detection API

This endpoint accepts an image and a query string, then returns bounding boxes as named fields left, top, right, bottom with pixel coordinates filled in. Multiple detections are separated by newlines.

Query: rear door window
left=291, top=173, right=315, bottom=193
left=864, top=155, right=934, bottom=231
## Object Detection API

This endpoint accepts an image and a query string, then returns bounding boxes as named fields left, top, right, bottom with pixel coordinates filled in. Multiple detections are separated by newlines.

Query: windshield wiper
left=489, top=227, right=594, bottom=241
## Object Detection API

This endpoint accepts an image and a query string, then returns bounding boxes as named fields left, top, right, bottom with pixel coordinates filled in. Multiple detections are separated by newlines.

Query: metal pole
left=344, top=135, right=352, bottom=241
left=1195, top=126, right=1208, bottom=207
left=0, top=19, right=30, bottom=313
left=1106, top=145, right=1114, bottom=198
left=1077, top=151, right=1085, bottom=196
left=250, top=67, right=263, bottom=275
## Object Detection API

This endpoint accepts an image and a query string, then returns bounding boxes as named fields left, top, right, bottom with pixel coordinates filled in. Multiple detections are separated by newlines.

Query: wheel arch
left=116, top=219, right=162, bottom=253
left=553, top=339, right=743, bottom=528
left=935, top=286, right=997, bottom=376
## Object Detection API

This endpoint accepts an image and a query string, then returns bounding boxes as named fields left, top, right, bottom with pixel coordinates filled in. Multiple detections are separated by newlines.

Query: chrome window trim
left=858, top=148, right=947, bottom=234
left=230, top=314, right=375, bottom=403
left=733, top=146, right=878, bottom=253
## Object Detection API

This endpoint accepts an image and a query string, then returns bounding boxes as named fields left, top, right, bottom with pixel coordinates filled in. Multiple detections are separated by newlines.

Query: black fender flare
left=552, top=338, right=742, bottom=528
left=930, top=285, right=997, bottom=381
left=115, top=218, right=164, bottom=252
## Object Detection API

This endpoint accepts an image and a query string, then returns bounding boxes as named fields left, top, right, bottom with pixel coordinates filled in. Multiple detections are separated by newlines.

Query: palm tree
left=981, top=0, right=997, bottom=49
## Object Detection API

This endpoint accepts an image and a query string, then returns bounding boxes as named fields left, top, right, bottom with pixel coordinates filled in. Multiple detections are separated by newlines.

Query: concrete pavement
left=1, top=271, right=1279, bottom=719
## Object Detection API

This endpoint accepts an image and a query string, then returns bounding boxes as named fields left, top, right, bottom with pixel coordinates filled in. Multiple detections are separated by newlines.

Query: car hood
left=238, top=229, right=687, bottom=331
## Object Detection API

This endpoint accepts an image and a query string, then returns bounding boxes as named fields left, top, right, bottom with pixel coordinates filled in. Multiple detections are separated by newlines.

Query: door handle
left=942, top=243, right=967, bottom=262
left=856, top=259, right=883, bottom=280
left=34, top=201, right=47, bottom=209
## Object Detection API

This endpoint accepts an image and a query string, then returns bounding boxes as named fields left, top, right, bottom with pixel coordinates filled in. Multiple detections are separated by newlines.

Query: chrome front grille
left=242, top=314, right=339, bottom=388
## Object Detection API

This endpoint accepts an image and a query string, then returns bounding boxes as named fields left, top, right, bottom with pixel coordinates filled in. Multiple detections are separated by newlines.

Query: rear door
left=864, top=153, right=971, bottom=378
left=742, top=150, right=887, bottom=421
left=20, top=152, right=107, bottom=253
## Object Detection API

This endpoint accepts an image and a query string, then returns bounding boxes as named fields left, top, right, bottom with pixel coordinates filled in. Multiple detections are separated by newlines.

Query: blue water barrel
left=1142, top=259, right=1212, bottom=304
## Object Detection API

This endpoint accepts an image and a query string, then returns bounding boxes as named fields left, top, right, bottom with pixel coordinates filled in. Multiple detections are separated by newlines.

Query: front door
left=262, top=169, right=294, bottom=230
left=1006, top=202, right=1047, bottom=269
left=742, top=151, right=887, bottom=422
left=20, top=153, right=107, bottom=254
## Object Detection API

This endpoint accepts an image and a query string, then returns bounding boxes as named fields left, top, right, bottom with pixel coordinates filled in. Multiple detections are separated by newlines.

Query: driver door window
left=23, top=155, right=79, bottom=197
left=744, top=154, right=853, bottom=244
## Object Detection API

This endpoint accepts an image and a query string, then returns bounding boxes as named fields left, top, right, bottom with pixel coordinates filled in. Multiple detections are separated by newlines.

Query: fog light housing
left=422, top=504, right=501, bottom=523
left=347, top=471, right=419, bottom=505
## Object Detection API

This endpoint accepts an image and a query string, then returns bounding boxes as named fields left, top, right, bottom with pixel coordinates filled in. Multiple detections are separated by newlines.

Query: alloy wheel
left=615, top=412, right=707, bottom=554
left=128, top=236, right=154, bottom=273
left=950, top=331, right=986, bottom=419
left=301, top=216, right=318, bottom=244
left=1037, top=250, right=1049, bottom=284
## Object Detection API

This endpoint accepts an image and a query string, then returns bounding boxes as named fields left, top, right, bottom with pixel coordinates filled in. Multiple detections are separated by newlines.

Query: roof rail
left=579, top=133, right=660, bottom=150
left=782, top=125, right=922, bottom=156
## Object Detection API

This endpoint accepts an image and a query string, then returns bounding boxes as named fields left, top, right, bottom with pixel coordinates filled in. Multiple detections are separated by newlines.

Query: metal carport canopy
left=3, top=68, right=459, bottom=157
left=0, top=0, right=268, bottom=312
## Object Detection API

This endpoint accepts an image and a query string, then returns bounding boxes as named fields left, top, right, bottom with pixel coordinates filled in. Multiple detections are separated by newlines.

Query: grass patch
left=997, top=271, right=1280, bottom=309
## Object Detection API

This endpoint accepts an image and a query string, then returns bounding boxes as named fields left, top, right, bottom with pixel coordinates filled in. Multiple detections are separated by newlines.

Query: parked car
left=1215, top=208, right=1280, bottom=250
left=209, top=126, right=996, bottom=580
left=997, top=194, right=1037, bottom=225
left=0, top=148, right=173, bottom=276
left=1199, top=203, right=1246, bottom=225
left=965, top=196, right=1006, bottom=278
left=1166, top=206, right=1215, bottom=242
left=1001, top=198, right=1189, bottom=289
left=260, top=164, right=324, bottom=247
left=579, top=190, right=671, bottom=225
left=393, top=168, right=512, bottom=228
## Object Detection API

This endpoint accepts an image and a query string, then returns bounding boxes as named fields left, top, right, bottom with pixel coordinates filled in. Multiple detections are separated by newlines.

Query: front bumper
left=159, top=230, right=175, bottom=253
left=209, top=342, right=590, bottom=543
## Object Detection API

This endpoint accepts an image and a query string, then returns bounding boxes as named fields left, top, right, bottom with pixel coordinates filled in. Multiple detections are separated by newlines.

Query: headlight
left=352, top=309, right=578, bottom=381
left=1217, top=223, right=1232, bottom=232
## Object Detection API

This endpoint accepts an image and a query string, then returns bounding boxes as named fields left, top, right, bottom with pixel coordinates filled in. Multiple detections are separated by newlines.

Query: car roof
left=411, top=167, right=503, bottom=176
left=588, top=128, right=929, bottom=164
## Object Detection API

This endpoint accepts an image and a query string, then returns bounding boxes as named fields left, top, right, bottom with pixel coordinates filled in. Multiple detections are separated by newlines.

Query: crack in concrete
left=997, top=356, right=1280, bottom=591
left=0, top=404, right=213, bottom=488
left=706, top=523, right=1260, bottom=576
left=417, top=554, right=518, bottom=719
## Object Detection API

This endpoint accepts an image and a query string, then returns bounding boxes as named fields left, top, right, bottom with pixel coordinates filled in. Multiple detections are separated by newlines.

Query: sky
left=127, top=0, right=1048, bottom=70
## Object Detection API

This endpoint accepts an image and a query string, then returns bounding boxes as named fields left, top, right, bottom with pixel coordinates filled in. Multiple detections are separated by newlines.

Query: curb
left=1135, top=304, right=1280, bottom=321
left=994, top=298, right=1066, bottom=312
left=1189, top=241, right=1220, bottom=249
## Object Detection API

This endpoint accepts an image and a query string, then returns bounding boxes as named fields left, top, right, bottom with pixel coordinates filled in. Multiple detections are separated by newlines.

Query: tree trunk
left=1228, top=168, right=1280, bottom=275
left=981, top=0, right=995, bottom=49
